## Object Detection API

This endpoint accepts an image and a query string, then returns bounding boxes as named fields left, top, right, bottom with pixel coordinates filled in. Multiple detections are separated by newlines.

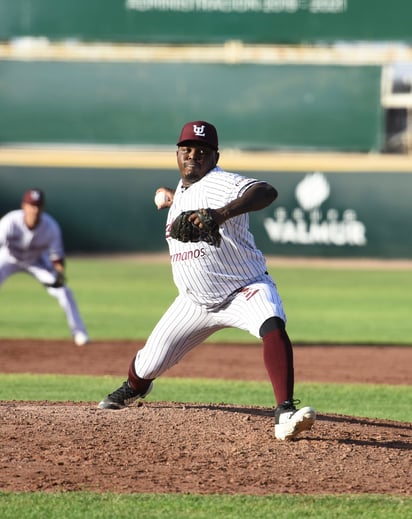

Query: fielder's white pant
left=0, top=251, right=88, bottom=337
left=134, top=274, right=286, bottom=379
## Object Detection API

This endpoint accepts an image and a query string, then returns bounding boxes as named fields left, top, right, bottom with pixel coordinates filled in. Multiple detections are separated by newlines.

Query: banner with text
left=0, top=0, right=411, bottom=43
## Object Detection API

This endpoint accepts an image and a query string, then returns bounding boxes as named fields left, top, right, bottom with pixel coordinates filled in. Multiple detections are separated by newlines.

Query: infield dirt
left=0, top=339, right=411, bottom=495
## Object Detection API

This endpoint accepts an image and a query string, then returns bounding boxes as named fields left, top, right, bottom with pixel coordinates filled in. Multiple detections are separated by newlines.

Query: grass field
left=1, top=257, right=412, bottom=344
left=1, top=493, right=410, bottom=519
left=1, top=257, right=411, bottom=518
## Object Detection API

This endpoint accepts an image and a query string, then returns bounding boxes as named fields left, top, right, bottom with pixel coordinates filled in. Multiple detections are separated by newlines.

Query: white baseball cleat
left=274, top=400, right=316, bottom=440
left=74, top=331, right=90, bottom=346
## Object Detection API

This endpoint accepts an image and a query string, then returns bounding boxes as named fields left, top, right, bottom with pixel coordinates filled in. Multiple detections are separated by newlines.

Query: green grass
left=0, top=493, right=410, bottom=519
left=0, top=374, right=410, bottom=422
left=0, top=257, right=412, bottom=344
left=276, top=267, right=412, bottom=344
left=0, top=259, right=176, bottom=340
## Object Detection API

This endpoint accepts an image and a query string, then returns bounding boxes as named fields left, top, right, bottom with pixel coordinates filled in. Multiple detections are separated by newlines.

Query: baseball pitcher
left=98, top=121, right=315, bottom=440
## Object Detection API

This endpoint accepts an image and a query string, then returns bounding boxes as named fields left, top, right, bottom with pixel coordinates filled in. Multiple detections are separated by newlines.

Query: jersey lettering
left=170, top=247, right=206, bottom=263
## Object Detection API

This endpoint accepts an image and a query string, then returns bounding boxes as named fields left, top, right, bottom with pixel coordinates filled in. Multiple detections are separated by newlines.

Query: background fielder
left=98, top=120, right=316, bottom=440
left=0, top=188, right=89, bottom=346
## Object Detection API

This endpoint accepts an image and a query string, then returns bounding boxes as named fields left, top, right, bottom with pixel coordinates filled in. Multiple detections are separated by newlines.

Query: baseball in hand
left=154, top=190, right=170, bottom=210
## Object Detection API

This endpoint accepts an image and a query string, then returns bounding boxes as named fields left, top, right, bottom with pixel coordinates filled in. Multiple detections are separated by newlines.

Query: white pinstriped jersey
left=0, top=210, right=64, bottom=265
left=165, top=166, right=269, bottom=308
left=133, top=166, right=287, bottom=378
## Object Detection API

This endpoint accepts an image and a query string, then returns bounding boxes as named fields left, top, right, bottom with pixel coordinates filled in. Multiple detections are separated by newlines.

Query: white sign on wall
left=263, top=172, right=367, bottom=247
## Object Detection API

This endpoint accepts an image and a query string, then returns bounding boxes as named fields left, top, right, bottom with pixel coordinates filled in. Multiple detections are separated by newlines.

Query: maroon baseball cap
left=22, top=188, right=45, bottom=206
left=177, top=121, right=219, bottom=150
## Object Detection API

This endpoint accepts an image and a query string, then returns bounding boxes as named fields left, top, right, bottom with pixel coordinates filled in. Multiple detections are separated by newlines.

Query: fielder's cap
left=177, top=120, right=219, bottom=151
left=22, top=188, right=45, bottom=206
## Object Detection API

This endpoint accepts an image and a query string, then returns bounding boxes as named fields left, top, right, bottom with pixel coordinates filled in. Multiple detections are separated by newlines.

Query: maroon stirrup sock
left=262, top=328, right=294, bottom=404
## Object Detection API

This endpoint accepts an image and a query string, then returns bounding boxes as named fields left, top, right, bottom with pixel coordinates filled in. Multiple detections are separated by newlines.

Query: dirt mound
left=0, top=339, right=411, bottom=495
left=1, top=401, right=410, bottom=495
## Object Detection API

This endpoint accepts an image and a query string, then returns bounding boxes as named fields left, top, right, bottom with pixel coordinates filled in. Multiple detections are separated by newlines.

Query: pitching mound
left=0, top=339, right=411, bottom=495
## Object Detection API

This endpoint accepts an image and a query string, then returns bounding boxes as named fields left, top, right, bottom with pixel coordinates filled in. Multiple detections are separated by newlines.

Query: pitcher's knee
left=259, top=316, right=285, bottom=337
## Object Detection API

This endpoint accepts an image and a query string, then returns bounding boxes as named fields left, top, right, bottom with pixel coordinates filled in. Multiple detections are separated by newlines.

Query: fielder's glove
left=44, top=270, right=66, bottom=289
left=55, top=272, right=66, bottom=287
left=170, top=208, right=221, bottom=247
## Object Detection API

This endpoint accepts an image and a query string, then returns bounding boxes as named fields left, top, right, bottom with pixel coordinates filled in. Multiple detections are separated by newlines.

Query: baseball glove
left=54, top=271, right=66, bottom=287
left=44, top=270, right=66, bottom=289
left=170, top=208, right=221, bottom=246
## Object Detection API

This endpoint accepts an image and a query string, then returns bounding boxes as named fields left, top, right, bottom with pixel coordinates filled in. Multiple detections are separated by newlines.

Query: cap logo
left=30, top=190, right=41, bottom=202
left=193, top=124, right=206, bottom=137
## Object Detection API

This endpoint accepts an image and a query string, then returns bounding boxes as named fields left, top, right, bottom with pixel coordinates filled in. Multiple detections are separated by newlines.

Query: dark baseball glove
left=170, top=208, right=221, bottom=247
left=54, top=271, right=66, bottom=287
left=44, top=270, right=66, bottom=289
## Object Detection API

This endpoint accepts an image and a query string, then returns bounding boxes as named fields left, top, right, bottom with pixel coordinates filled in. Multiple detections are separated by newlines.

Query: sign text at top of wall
left=125, top=0, right=348, bottom=14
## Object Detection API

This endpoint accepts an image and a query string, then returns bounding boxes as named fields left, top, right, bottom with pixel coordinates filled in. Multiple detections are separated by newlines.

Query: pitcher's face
left=176, top=143, right=219, bottom=187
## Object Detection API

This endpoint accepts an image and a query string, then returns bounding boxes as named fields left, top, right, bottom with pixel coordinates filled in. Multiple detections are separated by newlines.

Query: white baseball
left=154, top=190, right=169, bottom=209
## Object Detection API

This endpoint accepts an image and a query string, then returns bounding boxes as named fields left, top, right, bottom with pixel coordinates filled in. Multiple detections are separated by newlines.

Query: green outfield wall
left=0, top=61, right=382, bottom=152
left=0, top=0, right=411, bottom=44
left=1, top=162, right=411, bottom=259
